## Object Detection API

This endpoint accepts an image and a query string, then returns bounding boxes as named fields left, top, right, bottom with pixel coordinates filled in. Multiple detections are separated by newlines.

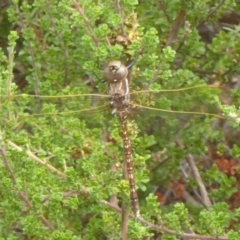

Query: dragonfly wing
left=128, top=86, right=223, bottom=154
left=10, top=93, right=110, bottom=120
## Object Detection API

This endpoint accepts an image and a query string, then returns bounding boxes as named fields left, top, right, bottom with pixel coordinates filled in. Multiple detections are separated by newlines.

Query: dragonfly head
left=104, top=60, right=128, bottom=83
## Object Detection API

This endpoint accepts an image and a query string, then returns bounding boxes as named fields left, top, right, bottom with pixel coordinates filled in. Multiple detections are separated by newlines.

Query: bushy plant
left=1, top=0, right=240, bottom=239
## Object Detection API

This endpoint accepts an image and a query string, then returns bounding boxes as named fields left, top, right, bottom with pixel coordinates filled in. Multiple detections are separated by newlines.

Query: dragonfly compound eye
left=104, top=60, right=128, bottom=83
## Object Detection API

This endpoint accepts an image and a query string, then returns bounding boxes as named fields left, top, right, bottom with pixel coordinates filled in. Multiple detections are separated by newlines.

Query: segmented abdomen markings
left=122, top=121, right=140, bottom=217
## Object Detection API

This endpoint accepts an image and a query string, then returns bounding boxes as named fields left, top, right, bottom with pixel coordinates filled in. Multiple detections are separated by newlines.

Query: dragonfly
left=5, top=60, right=223, bottom=218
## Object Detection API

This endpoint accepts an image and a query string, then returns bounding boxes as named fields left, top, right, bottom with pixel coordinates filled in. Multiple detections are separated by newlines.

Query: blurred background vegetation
left=1, top=0, right=240, bottom=239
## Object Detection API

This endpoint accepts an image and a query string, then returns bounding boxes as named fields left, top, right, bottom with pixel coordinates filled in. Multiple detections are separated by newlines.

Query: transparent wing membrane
left=2, top=85, right=224, bottom=122
left=131, top=85, right=223, bottom=120
left=134, top=104, right=223, bottom=119
left=6, top=93, right=109, bottom=119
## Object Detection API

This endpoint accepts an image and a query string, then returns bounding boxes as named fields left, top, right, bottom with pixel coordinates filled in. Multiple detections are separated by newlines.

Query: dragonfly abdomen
left=122, top=121, right=140, bottom=217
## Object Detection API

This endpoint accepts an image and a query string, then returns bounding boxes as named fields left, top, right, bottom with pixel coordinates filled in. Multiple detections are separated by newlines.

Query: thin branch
left=71, top=0, right=99, bottom=47
left=46, top=0, right=69, bottom=86
left=39, top=215, right=54, bottom=231
left=186, top=154, right=212, bottom=209
left=115, top=0, right=126, bottom=37
left=1, top=146, right=33, bottom=209
left=166, top=9, right=187, bottom=46
left=175, top=20, right=192, bottom=53
left=181, top=164, right=206, bottom=207
left=18, top=192, right=32, bottom=209
left=121, top=208, right=129, bottom=240
left=0, top=147, right=17, bottom=185
left=7, top=140, right=67, bottom=178
left=146, top=67, right=161, bottom=89
left=183, top=190, right=203, bottom=207
left=121, top=156, right=129, bottom=240
left=46, top=1, right=69, bottom=58
left=158, top=1, right=171, bottom=23
left=15, top=4, right=40, bottom=96
left=201, top=0, right=226, bottom=24
left=105, top=36, right=112, bottom=46
left=27, top=150, right=67, bottom=177
left=43, top=190, right=80, bottom=202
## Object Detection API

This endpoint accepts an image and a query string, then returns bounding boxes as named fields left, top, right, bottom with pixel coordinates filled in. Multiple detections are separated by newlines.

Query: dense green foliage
left=1, top=0, right=240, bottom=239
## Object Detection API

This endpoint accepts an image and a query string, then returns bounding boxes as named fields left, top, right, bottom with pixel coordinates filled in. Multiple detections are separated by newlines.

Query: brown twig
left=43, top=190, right=80, bottom=202
left=105, top=36, right=112, bottom=46
left=71, top=0, right=99, bottom=47
left=46, top=1, right=69, bottom=86
left=115, top=0, right=126, bottom=37
left=175, top=20, right=192, bottom=53
left=181, top=163, right=206, bottom=207
left=15, top=4, right=40, bottom=96
left=7, top=140, right=67, bottom=178
left=121, top=155, right=129, bottom=240
left=158, top=1, right=171, bottom=23
left=39, top=215, right=54, bottom=231
left=18, top=192, right=33, bottom=209
left=146, top=67, right=161, bottom=89
left=199, top=0, right=226, bottom=26
left=166, top=9, right=187, bottom=47
left=1, top=147, right=33, bottom=209
left=186, top=154, right=212, bottom=209
left=0, top=147, right=17, bottom=185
